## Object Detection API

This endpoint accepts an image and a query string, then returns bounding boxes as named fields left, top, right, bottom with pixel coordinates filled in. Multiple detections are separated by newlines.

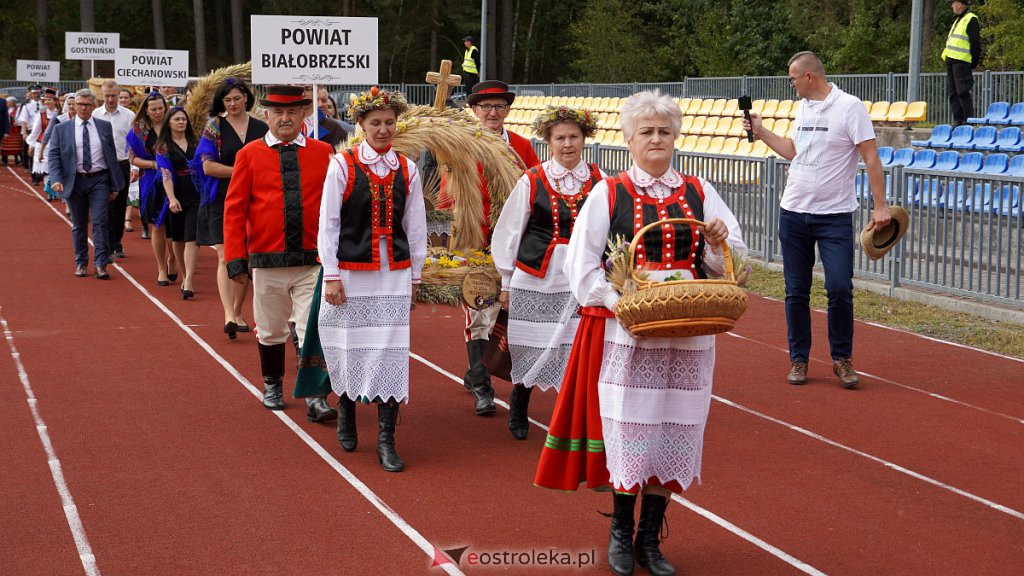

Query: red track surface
left=1, top=164, right=1022, bottom=575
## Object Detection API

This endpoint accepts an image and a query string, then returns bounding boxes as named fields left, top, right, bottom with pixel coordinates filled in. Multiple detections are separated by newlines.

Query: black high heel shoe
left=181, top=289, right=194, bottom=300
left=167, top=273, right=179, bottom=283
left=224, top=321, right=238, bottom=340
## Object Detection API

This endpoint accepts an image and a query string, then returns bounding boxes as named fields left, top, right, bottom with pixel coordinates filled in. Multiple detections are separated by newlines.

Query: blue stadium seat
left=1009, top=154, right=1024, bottom=176
left=993, top=127, right=1023, bottom=153
left=910, top=124, right=951, bottom=148
left=967, top=102, right=1009, bottom=125
left=1009, top=103, right=1024, bottom=126
left=912, top=149, right=936, bottom=168
left=935, top=124, right=974, bottom=149
left=980, top=153, right=1009, bottom=175
left=892, top=147, right=915, bottom=166
left=955, top=152, right=984, bottom=173
left=877, top=146, right=894, bottom=166
left=969, top=126, right=997, bottom=150
left=992, top=186, right=1021, bottom=216
left=935, top=151, right=960, bottom=171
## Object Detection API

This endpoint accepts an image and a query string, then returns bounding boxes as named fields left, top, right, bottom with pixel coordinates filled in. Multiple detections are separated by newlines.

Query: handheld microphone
left=738, top=96, right=754, bottom=142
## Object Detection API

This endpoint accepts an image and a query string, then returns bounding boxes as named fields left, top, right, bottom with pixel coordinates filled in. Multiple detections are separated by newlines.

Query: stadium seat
left=720, top=137, right=740, bottom=155
left=991, top=127, right=1022, bottom=152
left=886, top=101, right=909, bottom=122
left=940, top=124, right=975, bottom=149
left=877, top=146, right=894, bottom=166
left=697, top=99, right=715, bottom=116
left=869, top=101, right=891, bottom=122
left=904, top=101, right=928, bottom=123
left=935, top=151, right=960, bottom=171
left=761, top=118, right=776, bottom=133
left=714, top=118, right=733, bottom=137
left=775, top=100, right=794, bottom=119
left=674, top=135, right=686, bottom=149
left=685, top=99, right=703, bottom=115
left=955, top=152, right=984, bottom=173
left=991, top=186, right=1021, bottom=216
left=967, top=101, right=1010, bottom=125
left=690, top=116, right=707, bottom=135
left=751, top=140, right=771, bottom=157
left=611, top=132, right=626, bottom=146
left=707, top=137, right=726, bottom=155
left=980, top=153, right=1009, bottom=175
left=862, top=101, right=872, bottom=113
left=709, top=99, right=727, bottom=116
left=1009, top=154, right=1024, bottom=176
left=727, top=118, right=746, bottom=138
left=892, top=147, right=915, bottom=166
left=772, top=119, right=790, bottom=137
left=970, top=126, right=998, bottom=150
left=679, top=115, right=695, bottom=134
left=701, top=117, right=720, bottom=136
left=1008, top=102, right=1024, bottom=126
left=913, top=149, right=937, bottom=168
left=911, top=124, right=952, bottom=148
left=693, top=136, right=712, bottom=153
left=677, top=98, right=691, bottom=113
left=722, top=99, right=739, bottom=117
left=761, top=99, right=779, bottom=118
left=735, top=139, right=754, bottom=157
left=751, top=99, right=766, bottom=115
left=681, top=135, right=699, bottom=152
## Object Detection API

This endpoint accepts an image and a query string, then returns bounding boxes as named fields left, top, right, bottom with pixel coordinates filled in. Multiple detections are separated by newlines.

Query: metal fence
left=533, top=141, right=1023, bottom=309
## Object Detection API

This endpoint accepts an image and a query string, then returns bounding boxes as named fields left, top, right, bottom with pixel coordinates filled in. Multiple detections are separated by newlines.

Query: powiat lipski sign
left=250, top=15, right=378, bottom=85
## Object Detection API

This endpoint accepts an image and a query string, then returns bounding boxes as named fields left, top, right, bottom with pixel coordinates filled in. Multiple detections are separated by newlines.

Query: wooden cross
left=426, top=60, right=462, bottom=111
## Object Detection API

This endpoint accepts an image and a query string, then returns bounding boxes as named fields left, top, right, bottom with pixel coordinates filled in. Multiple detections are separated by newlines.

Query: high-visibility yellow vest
left=941, top=12, right=977, bottom=63
left=462, top=46, right=479, bottom=75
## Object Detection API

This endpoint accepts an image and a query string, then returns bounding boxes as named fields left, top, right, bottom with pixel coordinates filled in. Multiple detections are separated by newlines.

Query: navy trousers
left=67, top=172, right=112, bottom=267
left=778, top=208, right=855, bottom=363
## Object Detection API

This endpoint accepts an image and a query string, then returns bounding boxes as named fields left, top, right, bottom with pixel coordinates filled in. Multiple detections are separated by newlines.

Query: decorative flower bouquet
left=418, top=247, right=499, bottom=306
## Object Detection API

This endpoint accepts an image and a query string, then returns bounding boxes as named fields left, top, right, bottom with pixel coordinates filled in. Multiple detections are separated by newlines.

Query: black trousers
left=107, top=160, right=131, bottom=252
left=463, top=73, right=479, bottom=93
left=946, top=59, right=975, bottom=125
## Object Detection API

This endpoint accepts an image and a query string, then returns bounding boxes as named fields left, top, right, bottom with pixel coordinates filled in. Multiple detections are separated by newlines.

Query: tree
left=230, top=0, right=244, bottom=62
left=193, top=0, right=208, bottom=74
left=977, top=0, right=1024, bottom=70
left=568, top=0, right=653, bottom=82
left=152, top=0, right=166, bottom=49
left=36, top=0, right=50, bottom=60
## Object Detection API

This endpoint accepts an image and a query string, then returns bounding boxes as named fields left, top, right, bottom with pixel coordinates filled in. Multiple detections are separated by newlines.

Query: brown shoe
left=833, top=358, right=859, bottom=389
left=74, top=265, right=88, bottom=277
left=787, top=362, right=808, bottom=385
left=95, top=266, right=110, bottom=280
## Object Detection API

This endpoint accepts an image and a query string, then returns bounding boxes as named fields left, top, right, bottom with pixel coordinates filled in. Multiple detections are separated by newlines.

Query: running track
left=1, top=165, right=1022, bottom=576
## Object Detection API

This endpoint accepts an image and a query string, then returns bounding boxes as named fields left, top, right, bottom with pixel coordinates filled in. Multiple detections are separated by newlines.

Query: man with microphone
left=743, top=51, right=891, bottom=390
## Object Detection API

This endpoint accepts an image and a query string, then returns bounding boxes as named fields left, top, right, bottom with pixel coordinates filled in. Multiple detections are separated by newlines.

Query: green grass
left=745, top=264, right=1024, bottom=360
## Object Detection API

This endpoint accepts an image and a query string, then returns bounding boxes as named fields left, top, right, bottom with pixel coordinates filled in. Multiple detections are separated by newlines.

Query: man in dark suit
left=48, top=89, right=125, bottom=279
left=0, top=97, right=8, bottom=148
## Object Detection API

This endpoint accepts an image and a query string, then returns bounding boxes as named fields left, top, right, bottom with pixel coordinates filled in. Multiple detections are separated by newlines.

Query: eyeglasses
left=222, top=95, right=246, bottom=104
left=476, top=104, right=509, bottom=112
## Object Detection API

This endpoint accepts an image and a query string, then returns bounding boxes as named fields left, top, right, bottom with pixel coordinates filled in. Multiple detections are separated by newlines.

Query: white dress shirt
left=96, top=105, right=135, bottom=161
left=74, top=116, right=108, bottom=173
left=16, top=99, right=40, bottom=127
left=265, top=130, right=307, bottom=148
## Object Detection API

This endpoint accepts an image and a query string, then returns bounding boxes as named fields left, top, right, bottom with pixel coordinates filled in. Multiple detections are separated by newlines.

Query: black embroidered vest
left=336, top=148, right=411, bottom=270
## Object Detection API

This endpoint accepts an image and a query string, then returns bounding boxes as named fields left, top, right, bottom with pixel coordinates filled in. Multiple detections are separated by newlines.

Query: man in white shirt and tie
left=48, top=89, right=125, bottom=279
left=97, top=79, right=136, bottom=259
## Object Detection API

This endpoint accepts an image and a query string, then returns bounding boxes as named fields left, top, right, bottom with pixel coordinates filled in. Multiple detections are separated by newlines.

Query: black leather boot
left=306, top=396, right=338, bottom=422
left=508, top=384, right=533, bottom=440
left=634, top=494, right=675, bottom=576
left=607, top=492, right=637, bottom=576
left=258, top=343, right=286, bottom=410
left=464, top=340, right=496, bottom=415
left=337, top=395, right=357, bottom=452
left=376, top=402, right=405, bottom=472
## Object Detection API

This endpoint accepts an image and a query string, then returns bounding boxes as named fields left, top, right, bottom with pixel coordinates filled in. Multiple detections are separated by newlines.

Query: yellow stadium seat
left=869, top=101, right=890, bottom=122
left=752, top=140, right=771, bottom=157
left=679, top=116, right=694, bottom=134
left=862, top=100, right=871, bottom=113
left=727, top=117, right=746, bottom=138
left=602, top=131, right=618, bottom=146
left=772, top=119, right=790, bottom=136
left=611, top=97, right=624, bottom=112
left=751, top=99, right=766, bottom=115
left=720, top=137, right=740, bottom=155
left=886, top=101, right=909, bottom=122
left=789, top=100, right=800, bottom=118
left=677, top=98, right=691, bottom=114
left=775, top=100, right=793, bottom=119
left=707, top=136, right=726, bottom=155
left=690, top=116, right=707, bottom=135
left=722, top=99, right=739, bottom=117
left=904, top=101, right=927, bottom=122
left=693, top=136, right=712, bottom=153
left=681, top=135, right=699, bottom=152
left=761, top=118, right=776, bottom=133
left=714, top=118, right=733, bottom=137
left=701, top=117, right=720, bottom=136
left=735, top=139, right=754, bottom=157
left=612, top=132, right=626, bottom=147
left=685, top=99, right=703, bottom=115
left=709, top=98, right=727, bottom=116
left=697, top=99, right=715, bottom=116
left=674, top=135, right=686, bottom=149
left=761, top=99, right=780, bottom=118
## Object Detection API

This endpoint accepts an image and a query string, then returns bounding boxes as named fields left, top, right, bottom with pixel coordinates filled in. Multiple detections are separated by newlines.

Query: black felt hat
left=258, top=85, right=312, bottom=108
left=467, top=80, right=515, bottom=107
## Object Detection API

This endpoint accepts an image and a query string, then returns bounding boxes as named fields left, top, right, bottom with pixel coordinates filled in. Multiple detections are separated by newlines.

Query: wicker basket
left=614, top=218, right=748, bottom=338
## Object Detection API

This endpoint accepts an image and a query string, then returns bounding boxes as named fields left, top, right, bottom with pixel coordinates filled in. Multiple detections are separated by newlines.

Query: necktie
left=82, top=120, right=92, bottom=173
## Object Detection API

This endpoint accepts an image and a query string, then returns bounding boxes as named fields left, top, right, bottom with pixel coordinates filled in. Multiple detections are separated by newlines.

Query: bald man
left=743, top=51, right=891, bottom=390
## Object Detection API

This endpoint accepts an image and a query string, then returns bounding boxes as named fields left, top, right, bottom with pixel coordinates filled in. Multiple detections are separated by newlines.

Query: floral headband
left=348, top=86, right=409, bottom=121
left=532, top=105, right=598, bottom=139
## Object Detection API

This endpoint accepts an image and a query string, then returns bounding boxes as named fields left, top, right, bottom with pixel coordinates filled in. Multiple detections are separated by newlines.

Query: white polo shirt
left=782, top=84, right=875, bottom=214
left=96, top=104, right=134, bottom=161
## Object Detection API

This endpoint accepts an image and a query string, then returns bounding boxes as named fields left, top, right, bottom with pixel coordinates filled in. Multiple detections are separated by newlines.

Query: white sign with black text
left=65, top=32, right=120, bottom=60
left=114, top=49, right=190, bottom=87
left=250, top=15, right=378, bottom=84
left=16, top=60, right=60, bottom=83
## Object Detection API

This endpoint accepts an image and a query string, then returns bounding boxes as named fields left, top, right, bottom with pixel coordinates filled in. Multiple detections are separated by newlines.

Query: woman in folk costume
left=317, top=88, right=427, bottom=472
left=191, top=78, right=269, bottom=339
left=534, top=91, right=748, bottom=576
left=156, top=107, right=201, bottom=299
left=491, top=105, right=605, bottom=441
left=128, top=92, right=178, bottom=285
left=26, top=88, right=59, bottom=200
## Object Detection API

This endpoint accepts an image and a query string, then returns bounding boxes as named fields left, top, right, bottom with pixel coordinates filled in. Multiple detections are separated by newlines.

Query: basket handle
left=626, top=217, right=735, bottom=286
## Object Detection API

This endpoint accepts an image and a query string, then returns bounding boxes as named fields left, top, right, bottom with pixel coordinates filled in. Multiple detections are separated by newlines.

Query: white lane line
left=724, top=331, right=1024, bottom=425
left=409, top=352, right=828, bottom=575
left=2, top=312, right=101, bottom=576
left=5, top=166, right=465, bottom=576
left=412, top=349, right=1024, bottom=522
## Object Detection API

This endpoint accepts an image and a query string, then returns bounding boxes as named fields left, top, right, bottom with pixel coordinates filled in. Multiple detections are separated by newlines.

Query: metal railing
left=532, top=141, right=1023, bottom=309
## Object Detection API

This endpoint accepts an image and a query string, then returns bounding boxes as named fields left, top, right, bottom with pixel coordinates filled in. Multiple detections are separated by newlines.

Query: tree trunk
left=511, top=0, right=520, bottom=81
left=152, top=0, right=166, bottom=49
left=193, top=0, right=208, bottom=74
left=37, top=0, right=50, bottom=60
left=430, top=0, right=440, bottom=71
left=214, top=0, right=227, bottom=57
left=230, top=0, right=244, bottom=62
left=922, top=0, right=936, bottom=61
left=522, top=0, right=539, bottom=82
left=499, top=0, right=514, bottom=81
left=80, top=0, right=95, bottom=31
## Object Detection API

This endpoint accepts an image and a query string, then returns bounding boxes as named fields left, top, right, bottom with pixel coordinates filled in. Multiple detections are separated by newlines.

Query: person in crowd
left=97, top=80, right=136, bottom=259
left=26, top=88, right=58, bottom=195
left=118, top=89, right=135, bottom=110
left=535, top=90, right=747, bottom=576
left=461, top=35, right=480, bottom=91
left=300, top=85, right=347, bottom=149
left=47, top=89, right=125, bottom=279
left=491, top=105, right=604, bottom=440
left=17, top=86, right=42, bottom=177
left=157, top=107, right=200, bottom=299
left=321, top=91, right=356, bottom=135
left=192, top=78, right=269, bottom=339
left=117, top=89, right=141, bottom=234
left=942, top=0, right=982, bottom=126
left=316, top=87, right=425, bottom=472
left=159, top=86, right=184, bottom=106
left=743, top=51, right=891, bottom=388
left=451, top=80, right=541, bottom=417
left=223, top=85, right=337, bottom=423
left=128, top=92, right=179, bottom=285
left=1, top=96, right=13, bottom=166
